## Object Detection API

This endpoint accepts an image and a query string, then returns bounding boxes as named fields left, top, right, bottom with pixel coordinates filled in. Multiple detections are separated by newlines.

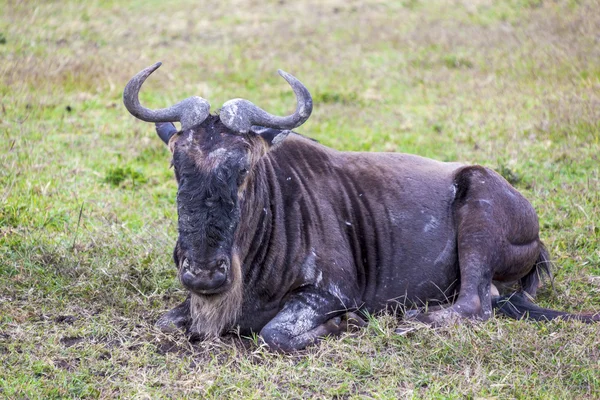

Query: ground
left=1, top=0, right=599, bottom=398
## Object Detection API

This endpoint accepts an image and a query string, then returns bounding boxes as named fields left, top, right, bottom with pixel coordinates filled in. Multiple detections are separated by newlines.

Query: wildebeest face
left=166, top=117, right=284, bottom=295
left=123, top=63, right=311, bottom=295
left=168, top=117, right=248, bottom=294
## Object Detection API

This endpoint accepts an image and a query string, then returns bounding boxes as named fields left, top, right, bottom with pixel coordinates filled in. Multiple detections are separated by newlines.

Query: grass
left=1, top=0, right=599, bottom=397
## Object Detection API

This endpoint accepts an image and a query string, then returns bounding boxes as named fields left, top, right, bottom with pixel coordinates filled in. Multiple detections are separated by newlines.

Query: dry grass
left=1, top=0, right=599, bottom=397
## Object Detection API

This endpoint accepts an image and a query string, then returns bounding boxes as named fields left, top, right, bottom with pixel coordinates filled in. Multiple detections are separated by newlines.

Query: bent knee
left=260, top=324, right=297, bottom=353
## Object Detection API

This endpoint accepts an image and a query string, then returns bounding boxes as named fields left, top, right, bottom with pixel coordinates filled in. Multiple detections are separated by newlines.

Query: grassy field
left=1, top=0, right=599, bottom=397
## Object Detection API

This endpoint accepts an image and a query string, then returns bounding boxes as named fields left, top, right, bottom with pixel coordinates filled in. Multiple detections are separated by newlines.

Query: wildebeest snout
left=180, top=257, right=229, bottom=294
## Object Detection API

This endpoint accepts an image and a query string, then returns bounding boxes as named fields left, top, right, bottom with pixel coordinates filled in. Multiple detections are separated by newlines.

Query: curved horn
left=219, top=69, right=313, bottom=134
left=123, top=62, right=211, bottom=131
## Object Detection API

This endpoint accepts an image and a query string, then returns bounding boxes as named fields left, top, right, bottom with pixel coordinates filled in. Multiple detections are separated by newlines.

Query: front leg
left=260, top=287, right=363, bottom=352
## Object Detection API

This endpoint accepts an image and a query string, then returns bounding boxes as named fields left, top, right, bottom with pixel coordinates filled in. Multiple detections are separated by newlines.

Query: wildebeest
left=123, top=62, right=598, bottom=352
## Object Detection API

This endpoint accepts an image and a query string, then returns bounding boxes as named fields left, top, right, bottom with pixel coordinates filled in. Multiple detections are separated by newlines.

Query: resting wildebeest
left=124, top=63, right=598, bottom=352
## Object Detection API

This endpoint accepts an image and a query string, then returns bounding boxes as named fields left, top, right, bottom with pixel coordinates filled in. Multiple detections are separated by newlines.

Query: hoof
left=408, top=302, right=490, bottom=327
left=155, top=296, right=191, bottom=334
left=155, top=311, right=190, bottom=334
left=404, top=304, right=449, bottom=322
left=394, top=325, right=419, bottom=336
left=404, top=309, right=420, bottom=319
left=412, top=308, right=462, bottom=327
left=344, top=311, right=368, bottom=329
left=321, top=311, right=368, bottom=335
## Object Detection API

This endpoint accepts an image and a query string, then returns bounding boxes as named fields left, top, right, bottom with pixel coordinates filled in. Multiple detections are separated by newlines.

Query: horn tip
left=277, top=69, right=289, bottom=78
left=277, top=69, right=298, bottom=85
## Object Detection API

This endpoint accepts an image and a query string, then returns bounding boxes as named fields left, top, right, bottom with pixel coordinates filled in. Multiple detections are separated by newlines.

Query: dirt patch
left=60, top=336, right=84, bottom=348
left=55, top=315, right=77, bottom=324
left=55, top=358, right=78, bottom=371
left=155, top=338, right=186, bottom=355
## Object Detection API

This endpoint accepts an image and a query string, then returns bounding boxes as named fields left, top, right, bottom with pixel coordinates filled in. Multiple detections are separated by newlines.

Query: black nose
left=180, top=258, right=228, bottom=293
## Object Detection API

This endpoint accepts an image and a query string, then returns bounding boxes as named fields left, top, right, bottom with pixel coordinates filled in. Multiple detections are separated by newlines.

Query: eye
left=237, top=168, right=248, bottom=185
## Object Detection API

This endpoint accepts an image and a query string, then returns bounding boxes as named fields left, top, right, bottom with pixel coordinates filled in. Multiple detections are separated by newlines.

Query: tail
left=519, top=242, right=553, bottom=297
left=492, top=292, right=600, bottom=323
left=493, top=242, right=599, bottom=323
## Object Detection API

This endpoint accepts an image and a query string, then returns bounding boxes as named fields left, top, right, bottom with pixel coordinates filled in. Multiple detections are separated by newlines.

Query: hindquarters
left=452, top=165, right=545, bottom=286
left=409, top=165, right=548, bottom=325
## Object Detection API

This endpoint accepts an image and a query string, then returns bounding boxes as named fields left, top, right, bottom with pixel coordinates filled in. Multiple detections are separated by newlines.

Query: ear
left=155, top=122, right=178, bottom=145
left=250, top=126, right=291, bottom=148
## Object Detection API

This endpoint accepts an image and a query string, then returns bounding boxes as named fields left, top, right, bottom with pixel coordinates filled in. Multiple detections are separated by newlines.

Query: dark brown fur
left=122, top=65, right=598, bottom=351
left=152, top=118, right=597, bottom=352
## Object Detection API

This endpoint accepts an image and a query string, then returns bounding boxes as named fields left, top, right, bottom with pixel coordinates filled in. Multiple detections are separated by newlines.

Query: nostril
left=216, top=257, right=228, bottom=270
left=181, top=270, right=196, bottom=287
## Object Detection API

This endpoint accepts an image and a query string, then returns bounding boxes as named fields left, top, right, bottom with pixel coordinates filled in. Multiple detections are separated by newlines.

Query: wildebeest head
left=123, top=63, right=312, bottom=296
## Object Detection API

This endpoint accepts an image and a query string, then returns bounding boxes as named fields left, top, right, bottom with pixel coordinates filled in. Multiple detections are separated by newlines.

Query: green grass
left=1, top=0, right=599, bottom=397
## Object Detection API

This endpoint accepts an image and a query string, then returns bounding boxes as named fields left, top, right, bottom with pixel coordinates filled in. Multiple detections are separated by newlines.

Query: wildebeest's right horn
left=123, top=62, right=211, bottom=133
left=219, top=70, right=313, bottom=134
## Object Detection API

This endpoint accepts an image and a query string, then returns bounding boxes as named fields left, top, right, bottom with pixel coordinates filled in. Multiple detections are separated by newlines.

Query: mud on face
left=168, top=116, right=268, bottom=295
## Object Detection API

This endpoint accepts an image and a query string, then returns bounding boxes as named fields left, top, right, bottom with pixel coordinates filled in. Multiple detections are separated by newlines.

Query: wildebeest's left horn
left=123, top=62, right=211, bottom=133
left=220, top=70, right=313, bottom=134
